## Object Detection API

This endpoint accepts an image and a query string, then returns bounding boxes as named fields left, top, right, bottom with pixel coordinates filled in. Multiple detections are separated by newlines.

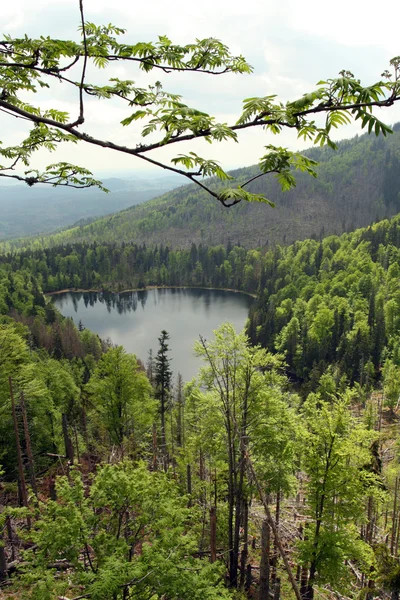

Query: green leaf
left=218, top=186, right=274, bottom=205
left=121, top=110, right=149, bottom=126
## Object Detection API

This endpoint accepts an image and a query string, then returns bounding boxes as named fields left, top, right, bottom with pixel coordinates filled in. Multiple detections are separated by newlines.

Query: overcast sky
left=1, top=0, right=400, bottom=180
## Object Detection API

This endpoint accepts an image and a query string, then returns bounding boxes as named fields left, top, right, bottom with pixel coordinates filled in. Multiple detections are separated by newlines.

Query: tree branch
left=69, top=0, right=88, bottom=127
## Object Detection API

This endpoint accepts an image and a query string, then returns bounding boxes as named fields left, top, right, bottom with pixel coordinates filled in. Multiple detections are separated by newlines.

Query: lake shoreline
left=52, top=287, right=254, bottom=380
left=47, top=285, right=257, bottom=299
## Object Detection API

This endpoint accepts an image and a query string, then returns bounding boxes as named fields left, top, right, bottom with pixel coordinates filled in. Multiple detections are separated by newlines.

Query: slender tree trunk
left=74, top=424, right=80, bottom=464
left=259, top=518, right=270, bottom=600
left=199, top=447, right=205, bottom=482
left=300, top=566, right=309, bottom=599
left=246, top=563, right=252, bottom=591
left=392, top=477, right=399, bottom=554
left=232, top=452, right=245, bottom=587
left=227, top=426, right=236, bottom=587
left=20, top=392, right=37, bottom=497
left=169, top=408, right=175, bottom=471
left=0, top=526, right=6, bottom=581
left=395, top=513, right=400, bottom=556
left=271, top=490, right=281, bottom=582
left=152, top=423, right=158, bottom=470
left=160, top=383, right=166, bottom=470
left=273, top=578, right=281, bottom=600
left=9, top=378, right=30, bottom=528
left=210, top=506, right=217, bottom=563
left=176, top=373, right=183, bottom=447
left=6, top=517, right=15, bottom=562
left=239, top=500, right=249, bottom=589
left=307, top=516, right=322, bottom=600
left=62, top=413, right=74, bottom=462
left=187, top=464, right=192, bottom=507
left=234, top=371, right=251, bottom=589
left=365, top=496, right=375, bottom=544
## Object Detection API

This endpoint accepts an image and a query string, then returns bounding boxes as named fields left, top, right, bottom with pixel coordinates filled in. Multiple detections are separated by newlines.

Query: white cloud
left=1, top=0, right=399, bottom=178
left=286, top=0, right=400, bottom=54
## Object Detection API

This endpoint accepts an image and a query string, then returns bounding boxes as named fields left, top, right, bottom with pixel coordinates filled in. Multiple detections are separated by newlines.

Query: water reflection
left=53, top=288, right=253, bottom=381
left=58, top=290, right=151, bottom=314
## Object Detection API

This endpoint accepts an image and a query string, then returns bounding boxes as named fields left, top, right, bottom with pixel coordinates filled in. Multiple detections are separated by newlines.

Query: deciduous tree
left=86, top=346, right=155, bottom=450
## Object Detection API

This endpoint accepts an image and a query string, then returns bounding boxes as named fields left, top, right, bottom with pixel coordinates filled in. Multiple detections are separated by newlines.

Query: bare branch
left=69, top=0, right=88, bottom=127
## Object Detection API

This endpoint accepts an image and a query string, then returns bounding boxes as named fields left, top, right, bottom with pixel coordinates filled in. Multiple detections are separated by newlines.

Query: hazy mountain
left=0, top=174, right=184, bottom=240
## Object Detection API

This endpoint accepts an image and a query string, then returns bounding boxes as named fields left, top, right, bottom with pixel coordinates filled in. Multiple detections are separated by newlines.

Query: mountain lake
left=52, top=288, right=254, bottom=381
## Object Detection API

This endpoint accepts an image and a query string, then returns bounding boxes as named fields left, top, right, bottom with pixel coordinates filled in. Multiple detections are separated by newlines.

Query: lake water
left=52, top=288, right=253, bottom=381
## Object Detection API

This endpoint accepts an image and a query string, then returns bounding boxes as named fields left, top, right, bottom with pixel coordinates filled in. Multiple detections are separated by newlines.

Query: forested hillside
left=1, top=212, right=400, bottom=392
left=5, top=125, right=400, bottom=252
left=2, top=213, right=400, bottom=598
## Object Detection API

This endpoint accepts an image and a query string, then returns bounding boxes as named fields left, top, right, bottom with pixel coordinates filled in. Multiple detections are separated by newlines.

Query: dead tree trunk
left=9, top=378, right=29, bottom=527
left=6, top=517, right=15, bottom=562
left=187, top=464, right=192, bottom=507
left=210, top=506, right=217, bottom=563
left=300, top=566, right=309, bottom=598
left=259, top=518, right=270, bottom=600
left=392, top=477, right=399, bottom=554
left=20, top=392, right=37, bottom=497
left=246, top=563, right=252, bottom=591
left=273, top=578, right=281, bottom=600
left=152, top=423, right=158, bottom=470
left=245, top=454, right=302, bottom=600
left=239, top=500, right=249, bottom=589
left=0, top=530, right=6, bottom=581
left=62, top=413, right=74, bottom=463
left=271, top=490, right=281, bottom=582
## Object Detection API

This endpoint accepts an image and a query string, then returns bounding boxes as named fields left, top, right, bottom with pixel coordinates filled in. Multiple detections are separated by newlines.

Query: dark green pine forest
left=3, top=131, right=400, bottom=600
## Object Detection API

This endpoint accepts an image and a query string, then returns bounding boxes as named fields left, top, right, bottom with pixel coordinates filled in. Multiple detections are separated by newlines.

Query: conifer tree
left=155, top=330, right=172, bottom=468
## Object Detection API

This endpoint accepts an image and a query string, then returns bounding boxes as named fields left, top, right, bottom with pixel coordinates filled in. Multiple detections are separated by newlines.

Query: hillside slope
left=3, top=125, right=400, bottom=250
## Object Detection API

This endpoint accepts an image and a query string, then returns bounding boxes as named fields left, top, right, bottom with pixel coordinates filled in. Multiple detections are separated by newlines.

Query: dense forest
left=3, top=125, right=400, bottom=252
left=1, top=213, right=400, bottom=598
left=2, top=213, right=400, bottom=388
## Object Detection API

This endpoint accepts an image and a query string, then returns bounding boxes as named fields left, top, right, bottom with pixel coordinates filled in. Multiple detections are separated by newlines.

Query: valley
left=3, top=126, right=399, bottom=253
left=0, top=174, right=183, bottom=240
left=2, top=13, right=400, bottom=600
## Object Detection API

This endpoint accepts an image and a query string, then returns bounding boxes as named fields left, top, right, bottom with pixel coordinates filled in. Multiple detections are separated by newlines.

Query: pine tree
left=155, top=330, right=172, bottom=470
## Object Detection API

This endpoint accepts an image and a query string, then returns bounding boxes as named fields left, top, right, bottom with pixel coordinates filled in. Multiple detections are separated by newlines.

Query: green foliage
left=3, top=211, right=400, bottom=390
left=298, top=390, right=380, bottom=590
left=382, top=358, right=400, bottom=411
left=16, top=462, right=232, bottom=600
left=249, top=214, right=400, bottom=385
left=375, top=544, right=400, bottom=592
left=86, top=346, right=155, bottom=449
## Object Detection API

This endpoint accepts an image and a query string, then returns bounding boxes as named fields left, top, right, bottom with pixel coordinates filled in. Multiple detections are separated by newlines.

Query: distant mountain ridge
left=0, top=174, right=183, bottom=240
left=2, top=125, right=400, bottom=249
